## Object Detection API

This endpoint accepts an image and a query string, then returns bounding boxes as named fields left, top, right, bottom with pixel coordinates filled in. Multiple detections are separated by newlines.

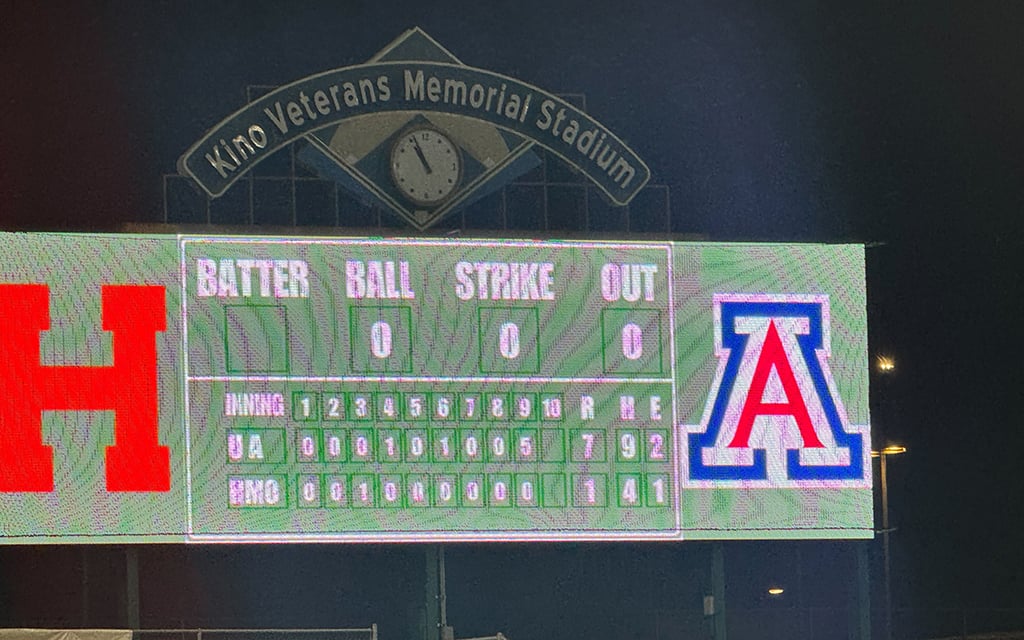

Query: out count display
left=0, top=234, right=873, bottom=543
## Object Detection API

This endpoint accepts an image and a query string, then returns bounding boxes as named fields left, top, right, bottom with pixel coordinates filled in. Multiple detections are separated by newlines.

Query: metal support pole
left=711, top=543, right=727, bottom=640
left=425, top=546, right=447, bottom=640
left=796, top=545, right=805, bottom=636
left=425, top=547, right=439, bottom=640
left=126, top=547, right=140, bottom=630
left=855, top=542, right=872, bottom=640
left=882, top=453, right=893, bottom=640
left=81, top=547, right=90, bottom=626
left=438, top=546, right=448, bottom=630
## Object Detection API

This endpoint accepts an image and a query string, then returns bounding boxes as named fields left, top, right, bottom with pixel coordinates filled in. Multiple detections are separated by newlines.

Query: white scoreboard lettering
left=0, top=234, right=871, bottom=543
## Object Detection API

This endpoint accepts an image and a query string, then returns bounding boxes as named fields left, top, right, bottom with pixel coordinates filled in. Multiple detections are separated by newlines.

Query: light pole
left=873, top=444, right=906, bottom=640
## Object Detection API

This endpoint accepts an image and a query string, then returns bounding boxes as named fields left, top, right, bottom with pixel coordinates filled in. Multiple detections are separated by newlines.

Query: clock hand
left=410, top=137, right=433, bottom=175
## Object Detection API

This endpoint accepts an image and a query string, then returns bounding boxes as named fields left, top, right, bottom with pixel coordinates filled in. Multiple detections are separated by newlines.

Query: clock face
left=390, top=127, right=462, bottom=206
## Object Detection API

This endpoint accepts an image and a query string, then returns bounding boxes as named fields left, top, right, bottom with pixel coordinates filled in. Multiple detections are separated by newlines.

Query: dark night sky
left=2, top=0, right=1023, bottom=637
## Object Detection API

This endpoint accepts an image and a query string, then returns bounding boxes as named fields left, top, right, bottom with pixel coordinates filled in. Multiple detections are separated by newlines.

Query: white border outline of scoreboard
left=190, top=376, right=672, bottom=383
left=180, top=237, right=197, bottom=538
left=178, top=235, right=681, bottom=543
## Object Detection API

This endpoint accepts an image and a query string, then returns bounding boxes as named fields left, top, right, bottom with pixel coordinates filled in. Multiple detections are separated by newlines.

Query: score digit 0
left=479, top=308, right=539, bottom=374
left=370, top=321, right=393, bottom=358
left=350, top=307, right=412, bottom=373
left=622, top=323, right=643, bottom=360
left=600, top=309, right=662, bottom=375
left=499, top=322, right=520, bottom=359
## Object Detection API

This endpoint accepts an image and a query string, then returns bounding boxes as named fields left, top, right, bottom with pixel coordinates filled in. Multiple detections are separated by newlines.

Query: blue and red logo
left=684, top=294, right=870, bottom=488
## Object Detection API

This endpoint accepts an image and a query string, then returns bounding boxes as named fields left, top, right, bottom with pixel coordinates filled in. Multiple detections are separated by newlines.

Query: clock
left=390, top=127, right=462, bottom=206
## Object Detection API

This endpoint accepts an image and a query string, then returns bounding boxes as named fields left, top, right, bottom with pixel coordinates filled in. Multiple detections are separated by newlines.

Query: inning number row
left=292, top=391, right=565, bottom=422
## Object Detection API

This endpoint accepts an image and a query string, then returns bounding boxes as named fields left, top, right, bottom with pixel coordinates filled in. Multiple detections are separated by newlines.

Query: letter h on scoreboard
left=0, top=284, right=170, bottom=492
left=684, top=294, right=871, bottom=488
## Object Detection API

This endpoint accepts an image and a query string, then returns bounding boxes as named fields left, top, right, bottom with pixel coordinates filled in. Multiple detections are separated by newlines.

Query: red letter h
left=0, top=284, right=170, bottom=492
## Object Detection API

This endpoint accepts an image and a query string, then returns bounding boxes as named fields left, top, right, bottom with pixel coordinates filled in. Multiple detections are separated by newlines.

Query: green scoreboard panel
left=0, top=234, right=873, bottom=543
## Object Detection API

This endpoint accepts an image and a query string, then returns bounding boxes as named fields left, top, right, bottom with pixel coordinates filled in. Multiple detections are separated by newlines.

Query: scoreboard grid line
left=187, top=375, right=675, bottom=384
left=180, top=237, right=675, bottom=251
left=185, top=529, right=684, bottom=543
left=180, top=237, right=196, bottom=536
left=664, top=244, right=682, bottom=533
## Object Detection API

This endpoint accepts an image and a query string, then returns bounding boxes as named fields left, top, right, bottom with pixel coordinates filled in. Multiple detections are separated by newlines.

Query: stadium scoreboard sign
left=0, top=233, right=873, bottom=543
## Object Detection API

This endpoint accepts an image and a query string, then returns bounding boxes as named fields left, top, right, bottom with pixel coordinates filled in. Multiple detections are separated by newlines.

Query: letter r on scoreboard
left=0, top=284, right=170, bottom=492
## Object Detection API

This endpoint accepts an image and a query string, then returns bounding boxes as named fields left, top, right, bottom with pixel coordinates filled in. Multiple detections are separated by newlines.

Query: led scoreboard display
left=0, top=234, right=873, bottom=543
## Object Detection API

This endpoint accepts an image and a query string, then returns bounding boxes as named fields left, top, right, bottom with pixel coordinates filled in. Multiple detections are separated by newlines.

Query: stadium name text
left=180, top=62, right=648, bottom=204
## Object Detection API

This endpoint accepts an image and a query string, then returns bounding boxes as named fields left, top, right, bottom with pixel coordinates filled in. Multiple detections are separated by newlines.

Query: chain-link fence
left=650, top=607, right=1024, bottom=640
left=135, top=627, right=376, bottom=640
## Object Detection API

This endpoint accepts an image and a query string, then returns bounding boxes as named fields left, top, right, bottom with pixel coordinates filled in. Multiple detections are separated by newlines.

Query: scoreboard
left=0, top=234, right=873, bottom=543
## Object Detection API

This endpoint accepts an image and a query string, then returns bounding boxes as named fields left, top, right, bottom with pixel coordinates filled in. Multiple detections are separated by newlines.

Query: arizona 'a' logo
left=684, top=294, right=870, bottom=487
